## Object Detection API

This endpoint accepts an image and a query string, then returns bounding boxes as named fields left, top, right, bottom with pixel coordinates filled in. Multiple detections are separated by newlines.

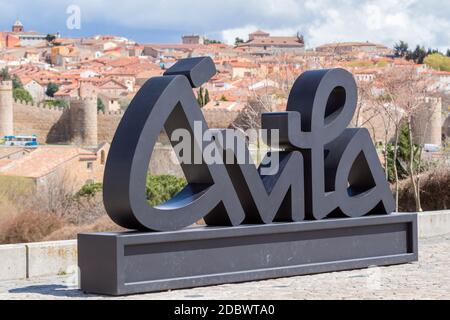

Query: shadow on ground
left=9, top=285, right=97, bottom=299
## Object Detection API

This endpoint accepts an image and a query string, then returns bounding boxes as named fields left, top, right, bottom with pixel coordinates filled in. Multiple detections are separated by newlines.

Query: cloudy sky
left=0, top=0, right=448, bottom=50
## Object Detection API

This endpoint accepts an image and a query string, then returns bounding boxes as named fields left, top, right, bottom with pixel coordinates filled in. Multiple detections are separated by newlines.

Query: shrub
left=0, top=174, right=187, bottom=244
left=76, top=182, right=103, bottom=198
left=146, top=175, right=187, bottom=206
left=44, top=216, right=124, bottom=241
left=75, top=175, right=187, bottom=206
left=46, top=99, right=68, bottom=108
left=13, top=88, right=33, bottom=104
left=97, top=98, right=105, bottom=112
left=398, top=164, right=450, bottom=212
left=0, top=211, right=65, bottom=244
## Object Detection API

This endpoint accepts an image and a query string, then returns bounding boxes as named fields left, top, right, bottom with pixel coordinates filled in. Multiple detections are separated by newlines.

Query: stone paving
left=0, top=235, right=449, bottom=300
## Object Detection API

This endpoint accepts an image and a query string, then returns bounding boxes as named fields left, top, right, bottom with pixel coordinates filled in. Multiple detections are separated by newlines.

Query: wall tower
left=70, top=96, right=98, bottom=147
left=0, top=81, right=14, bottom=138
left=412, top=97, right=442, bottom=146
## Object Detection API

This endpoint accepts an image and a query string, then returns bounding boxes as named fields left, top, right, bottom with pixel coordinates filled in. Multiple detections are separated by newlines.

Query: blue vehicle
left=3, top=135, right=39, bottom=147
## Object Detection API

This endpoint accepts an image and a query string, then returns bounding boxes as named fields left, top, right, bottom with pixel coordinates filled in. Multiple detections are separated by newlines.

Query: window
left=87, top=162, right=93, bottom=171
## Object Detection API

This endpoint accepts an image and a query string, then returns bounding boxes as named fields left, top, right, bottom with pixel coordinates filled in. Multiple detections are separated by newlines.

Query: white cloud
left=0, top=0, right=448, bottom=50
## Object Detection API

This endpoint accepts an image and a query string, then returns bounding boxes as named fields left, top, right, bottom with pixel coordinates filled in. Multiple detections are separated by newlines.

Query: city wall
left=11, top=101, right=240, bottom=145
left=13, top=102, right=66, bottom=143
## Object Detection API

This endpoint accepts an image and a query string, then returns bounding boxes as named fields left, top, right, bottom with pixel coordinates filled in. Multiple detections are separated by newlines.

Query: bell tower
left=12, top=20, right=24, bottom=33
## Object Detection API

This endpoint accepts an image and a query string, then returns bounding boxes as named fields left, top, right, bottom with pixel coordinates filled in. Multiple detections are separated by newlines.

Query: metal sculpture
left=79, top=57, right=417, bottom=296
left=262, top=68, right=395, bottom=220
left=103, top=57, right=393, bottom=231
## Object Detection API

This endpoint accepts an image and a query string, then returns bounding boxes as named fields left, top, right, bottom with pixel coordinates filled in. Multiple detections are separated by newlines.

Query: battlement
left=71, top=96, right=97, bottom=103
left=14, top=100, right=65, bottom=113
left=98, top=110, right=124, bottom=116
left=0, top=81, right=13, bottom=91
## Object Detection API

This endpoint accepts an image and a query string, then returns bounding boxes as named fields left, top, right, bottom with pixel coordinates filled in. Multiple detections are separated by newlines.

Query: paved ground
left=1, top=235, right=449, bottom=300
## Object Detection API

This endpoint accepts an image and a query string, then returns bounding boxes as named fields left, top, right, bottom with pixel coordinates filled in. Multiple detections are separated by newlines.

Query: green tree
left=97, top=98, right=105, bottom=112
left=0, top=67, right=11, bottom=81
left=197, top=87, right=204, bottom=107
left=235, top=37, right=245, bottom=46
left=415, top=46, right=427, bottom=64
left=406, top=45, right=427, bottom=64
left=386, top=124, right=422, bottom=183
left=45, top=34, right=56, bottom=43
left=427, top=48, right=440, bottom=56
left=204, top=88, right=210, bottom=105
left=197, top=87, right=210, bottom=107
left=45, top=82, right=59, bottom=97
left=13, top=88, right=33, bottom=104
left=424, top=53, right=450, bottom=72
left=220, top=95, right=228, bottom=102
left=204, top=39, right=222, bottom=44
left=394, top=41, right=409, bottom=57
left=447, top=49, right=450, bottom=57
left=12, top=75, right=22, bottom=90
left=0, top=69, right=22, bottom=89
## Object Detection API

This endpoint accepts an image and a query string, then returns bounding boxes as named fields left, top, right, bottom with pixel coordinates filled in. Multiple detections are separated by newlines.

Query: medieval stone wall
left=97, top=111, right=123, bottom=143
left=13, top=102, right=66, bottom=143
left=412, top=97, right=443, bottom=146
left=9, top=90, right=241, bottom=146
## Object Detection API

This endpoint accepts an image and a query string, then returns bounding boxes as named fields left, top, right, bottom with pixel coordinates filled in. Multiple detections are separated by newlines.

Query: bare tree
left=33, top=169, right=77, bottom=217
left=232, top=96, right=273, bottom=165
left=376, top=66, right=432, bottom=212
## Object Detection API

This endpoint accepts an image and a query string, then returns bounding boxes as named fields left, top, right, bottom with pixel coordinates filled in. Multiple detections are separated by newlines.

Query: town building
left=182, top=35, right=205, bottom=45
left=224, top=60, right=260, bottom=79
left=12, top=20, right=24, bottom=33
left=315, top=42, right=392, bottom=56
left=237, top=30, right=305, bottom=53
left=0, top=144, right=110, bottom=193
left=10, top=20, right=47, bottom=47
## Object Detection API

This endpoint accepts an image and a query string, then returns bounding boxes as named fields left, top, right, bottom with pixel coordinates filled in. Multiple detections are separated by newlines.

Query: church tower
left=12, top=20, right=24, bottom=33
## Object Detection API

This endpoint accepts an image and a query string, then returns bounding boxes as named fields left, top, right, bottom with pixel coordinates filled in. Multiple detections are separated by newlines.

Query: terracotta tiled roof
left=203, top=100, right=245, bottom=112
left=98, top=78, right=128, bottom=89
left=228, top=61, right=258, bottom=68
left=145, top=44, right=204, bottom=50
left=317, top=41, right=387, bottom=48
left=423, top=70, right=450, bottom=76
left=244, top=37, right=303, bottom=47
left=0, top=146, right=96, bottom=179
left=0, top=147, right=25, bottom=159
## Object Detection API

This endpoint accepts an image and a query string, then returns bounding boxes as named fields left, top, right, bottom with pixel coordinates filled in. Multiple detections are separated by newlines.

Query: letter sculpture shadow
left=103, top=57, right=395, bottom=232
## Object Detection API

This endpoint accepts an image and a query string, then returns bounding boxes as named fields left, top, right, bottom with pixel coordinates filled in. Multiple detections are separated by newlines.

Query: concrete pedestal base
left=78, top=213, right=417, bottom=296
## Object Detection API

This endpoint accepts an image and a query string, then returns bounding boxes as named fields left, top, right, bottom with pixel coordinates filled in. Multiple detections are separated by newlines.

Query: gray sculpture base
left=78, top=213, right=417, bottom=296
